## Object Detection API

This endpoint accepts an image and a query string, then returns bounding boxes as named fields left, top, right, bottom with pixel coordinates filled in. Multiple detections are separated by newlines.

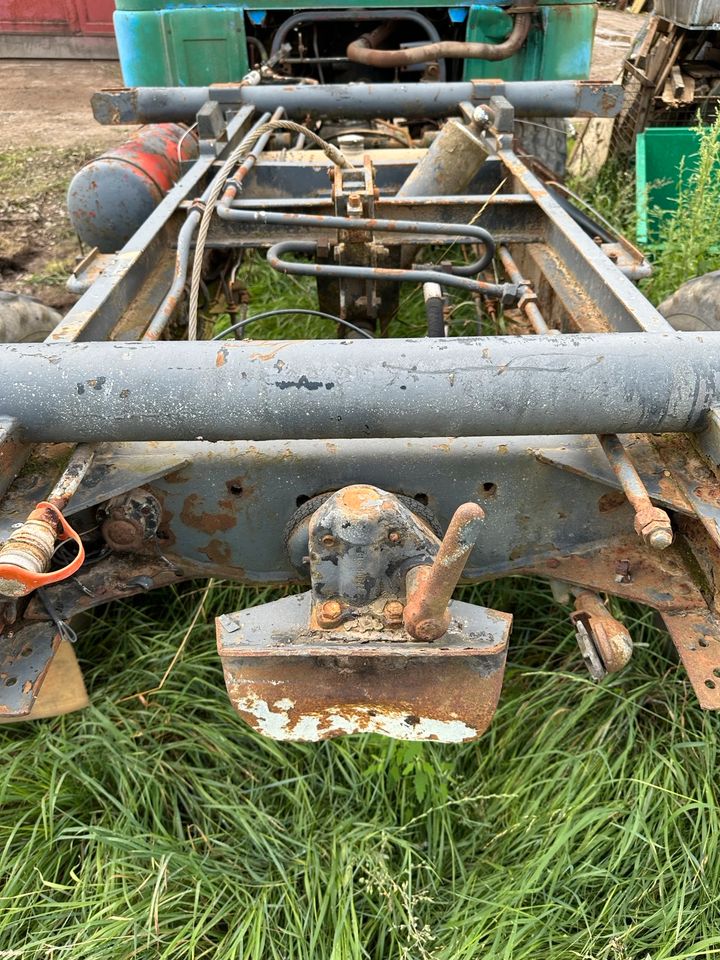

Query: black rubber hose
left=546, top=186, right=614, bottom=244
left=425, top=296, right=445, bottom=338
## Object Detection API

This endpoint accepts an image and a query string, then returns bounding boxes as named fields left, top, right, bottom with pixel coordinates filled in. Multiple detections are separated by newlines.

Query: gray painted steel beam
left=91, top=81, right=623, bottom=125
left=1, top=334, right=718, bottom=442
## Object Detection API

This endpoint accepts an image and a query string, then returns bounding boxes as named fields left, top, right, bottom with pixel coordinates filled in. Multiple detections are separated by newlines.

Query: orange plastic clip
left=0, top=501, right=85, bottom=592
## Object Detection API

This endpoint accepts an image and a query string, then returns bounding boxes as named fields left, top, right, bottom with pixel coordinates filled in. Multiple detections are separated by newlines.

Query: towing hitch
left=217, top=485, right=512, bottom=741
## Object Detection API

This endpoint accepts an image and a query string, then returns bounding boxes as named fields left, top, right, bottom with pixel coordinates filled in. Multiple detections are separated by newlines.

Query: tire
left=514, top=117, right=568, bottom=179
left=658, top=271, right=720, bottom=332
left=0, top=291, right=62, bottom=343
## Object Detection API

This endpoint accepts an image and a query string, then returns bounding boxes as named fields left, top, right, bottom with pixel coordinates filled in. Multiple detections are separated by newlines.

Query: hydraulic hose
left=423, top=283, right=445, bottom=338
left=346, top=2, right=538, bottom=69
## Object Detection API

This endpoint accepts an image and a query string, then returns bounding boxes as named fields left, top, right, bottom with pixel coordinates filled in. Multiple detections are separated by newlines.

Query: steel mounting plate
left=217, top=592, right=512, bottom=742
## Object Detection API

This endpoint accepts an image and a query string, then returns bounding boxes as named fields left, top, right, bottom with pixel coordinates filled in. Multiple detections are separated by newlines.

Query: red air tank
left=67, top=123, right=198, bottom=253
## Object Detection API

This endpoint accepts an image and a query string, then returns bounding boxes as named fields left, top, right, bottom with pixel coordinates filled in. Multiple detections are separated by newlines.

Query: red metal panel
left=0, top=0, right=114, bottom=35
left=74, top=0, right=115, bottom=35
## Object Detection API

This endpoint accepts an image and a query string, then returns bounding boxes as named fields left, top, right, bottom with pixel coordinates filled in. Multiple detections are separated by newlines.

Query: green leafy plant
left=643, top=115, right=720, bottom=305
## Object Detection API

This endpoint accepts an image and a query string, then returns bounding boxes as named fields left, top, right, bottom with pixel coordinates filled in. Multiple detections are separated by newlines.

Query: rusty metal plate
left=0, top=621, right=60, bottom=718
left=661, top=608, right=720, bottom=710
left=217, top=593, right=512, bottom=742
left=535, top=436, right=694, bottom=516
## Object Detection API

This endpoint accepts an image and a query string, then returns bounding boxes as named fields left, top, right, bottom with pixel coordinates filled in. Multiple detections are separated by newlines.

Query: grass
left=1, top=577, right=719, bottom=959
left=642, top=116, right=720, bottom=306
left=572, top=116, right=720, bottom=308
left=0, top=147, right=95, bottom=201
left=3, top=141, right=720, bottom=960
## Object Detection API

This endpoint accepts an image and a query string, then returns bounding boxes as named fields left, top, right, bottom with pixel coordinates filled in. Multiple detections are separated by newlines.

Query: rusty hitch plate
left=217, top=593, right=512, bottom=742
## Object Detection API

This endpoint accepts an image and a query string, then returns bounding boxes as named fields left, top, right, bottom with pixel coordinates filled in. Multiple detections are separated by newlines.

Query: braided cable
left=187, top=119, right=355, bottom=340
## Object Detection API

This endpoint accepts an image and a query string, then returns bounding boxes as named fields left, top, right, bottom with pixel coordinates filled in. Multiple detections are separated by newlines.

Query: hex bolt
left=598, top=434, right=673, bottom=551
left=317, top=599, right=344, bottom=627
left=383, top=600, right=404, bottom=627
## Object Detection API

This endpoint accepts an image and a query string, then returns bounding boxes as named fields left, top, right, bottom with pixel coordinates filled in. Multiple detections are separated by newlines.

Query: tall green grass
left=643, top=116, right=720, bottom=306
left=1, top=579, right=719, bottom=959
left=574, top=116, right=720, bottom=308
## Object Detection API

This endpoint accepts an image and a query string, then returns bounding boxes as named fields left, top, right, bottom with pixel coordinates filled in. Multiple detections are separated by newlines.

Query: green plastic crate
left=636, top=127, right=702, bottom=245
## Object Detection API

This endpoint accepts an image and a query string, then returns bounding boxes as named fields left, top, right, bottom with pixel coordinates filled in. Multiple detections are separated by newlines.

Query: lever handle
left=403, top=502, right=484, bottom=641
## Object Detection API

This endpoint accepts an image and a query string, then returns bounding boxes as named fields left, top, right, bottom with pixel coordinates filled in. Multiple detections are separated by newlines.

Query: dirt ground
left=0, top=5, right=645, bottom=313
left=592, top=7, right=646, bottom=79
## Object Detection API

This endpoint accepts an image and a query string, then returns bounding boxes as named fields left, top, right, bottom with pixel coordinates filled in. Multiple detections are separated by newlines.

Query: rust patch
left=599, top=490, right=627, bottom=513
left=200, top=539, right=233, bottom=565
left=163, top=468, right=191, bottom=485
left=517, top=535, right=706, bottom=612
left=249, top=341, right=293, bottom=362
left=180, top=493, right=236, bottom=534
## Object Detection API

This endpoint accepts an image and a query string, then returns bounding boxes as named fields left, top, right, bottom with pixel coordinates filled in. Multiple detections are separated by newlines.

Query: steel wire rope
left=188, top=119, right=355, bottom=340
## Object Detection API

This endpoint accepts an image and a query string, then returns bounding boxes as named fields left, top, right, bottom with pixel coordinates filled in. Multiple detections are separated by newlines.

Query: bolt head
left=383, top=600, right=404, bottom=626
left=648, top=527, right=673, bottom=551
left=388, top=530, right=401, bottom=544
left=318, top=599, right=343, bottom=626
left=321, top=534, right=336, bottom=548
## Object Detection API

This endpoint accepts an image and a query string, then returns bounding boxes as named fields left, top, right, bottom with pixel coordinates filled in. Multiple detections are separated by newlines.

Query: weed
left=643, top=115, right=720, bottom=305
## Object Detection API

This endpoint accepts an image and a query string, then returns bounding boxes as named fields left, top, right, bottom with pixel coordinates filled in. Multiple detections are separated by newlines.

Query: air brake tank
left=67, top=123, right=198, bottom=253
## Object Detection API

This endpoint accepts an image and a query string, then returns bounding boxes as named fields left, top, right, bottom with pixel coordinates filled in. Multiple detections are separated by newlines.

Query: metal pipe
left=1, top=334, right=719, bottom=443
left=144, top=208, right=201, bottom=341
left=347, top=4, right=536, bottom=69
left=46, top=444, right=95, bottom=511
left=221, top=195, right=533, bottom=211
left=498, top=245, right=549, bottom=335
left=395, top=118, right=490, bottom=200
left=216, top=203, right=497, bottom=267
left=270, top=8, right=447, bottom=81
left=266, top=240, right=515, bottom=299
left=91, top=81, right=624, bottom=126
left=145, top=109, right=278, bottom=341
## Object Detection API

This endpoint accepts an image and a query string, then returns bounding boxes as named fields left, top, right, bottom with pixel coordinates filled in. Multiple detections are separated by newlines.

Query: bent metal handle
left=0, top=502, right=85, bottom=599
left=404, top=502, right=485, bottom=641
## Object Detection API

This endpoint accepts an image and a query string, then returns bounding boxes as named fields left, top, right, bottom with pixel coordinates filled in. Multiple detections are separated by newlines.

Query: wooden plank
left=682, top=74, right=696, bottom=103
left=671, top=64, right=684, bottom=98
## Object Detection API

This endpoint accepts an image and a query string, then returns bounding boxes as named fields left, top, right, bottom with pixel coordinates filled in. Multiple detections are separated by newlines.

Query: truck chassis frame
left=2, top=80, right=720, bottom=738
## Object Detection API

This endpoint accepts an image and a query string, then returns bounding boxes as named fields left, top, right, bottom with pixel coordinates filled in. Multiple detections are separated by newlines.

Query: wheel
left=658, top=271, right=720, bottom=332
left=0, top=291, right=62, bottom=343
left=514, top=117, right=568, bottom=179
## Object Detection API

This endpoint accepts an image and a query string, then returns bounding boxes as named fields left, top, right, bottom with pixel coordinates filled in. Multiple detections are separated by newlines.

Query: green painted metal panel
left=114, top=0, right=595, bottom=87
left=463, top=4, right=596, bottom=81
left=636, top=127, right=705, bottom=245
left=164, top=8, right=248, bottom=84
left=115, top=6, right=248, bottom=85
left=116, top=0, right=593, bottom=9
